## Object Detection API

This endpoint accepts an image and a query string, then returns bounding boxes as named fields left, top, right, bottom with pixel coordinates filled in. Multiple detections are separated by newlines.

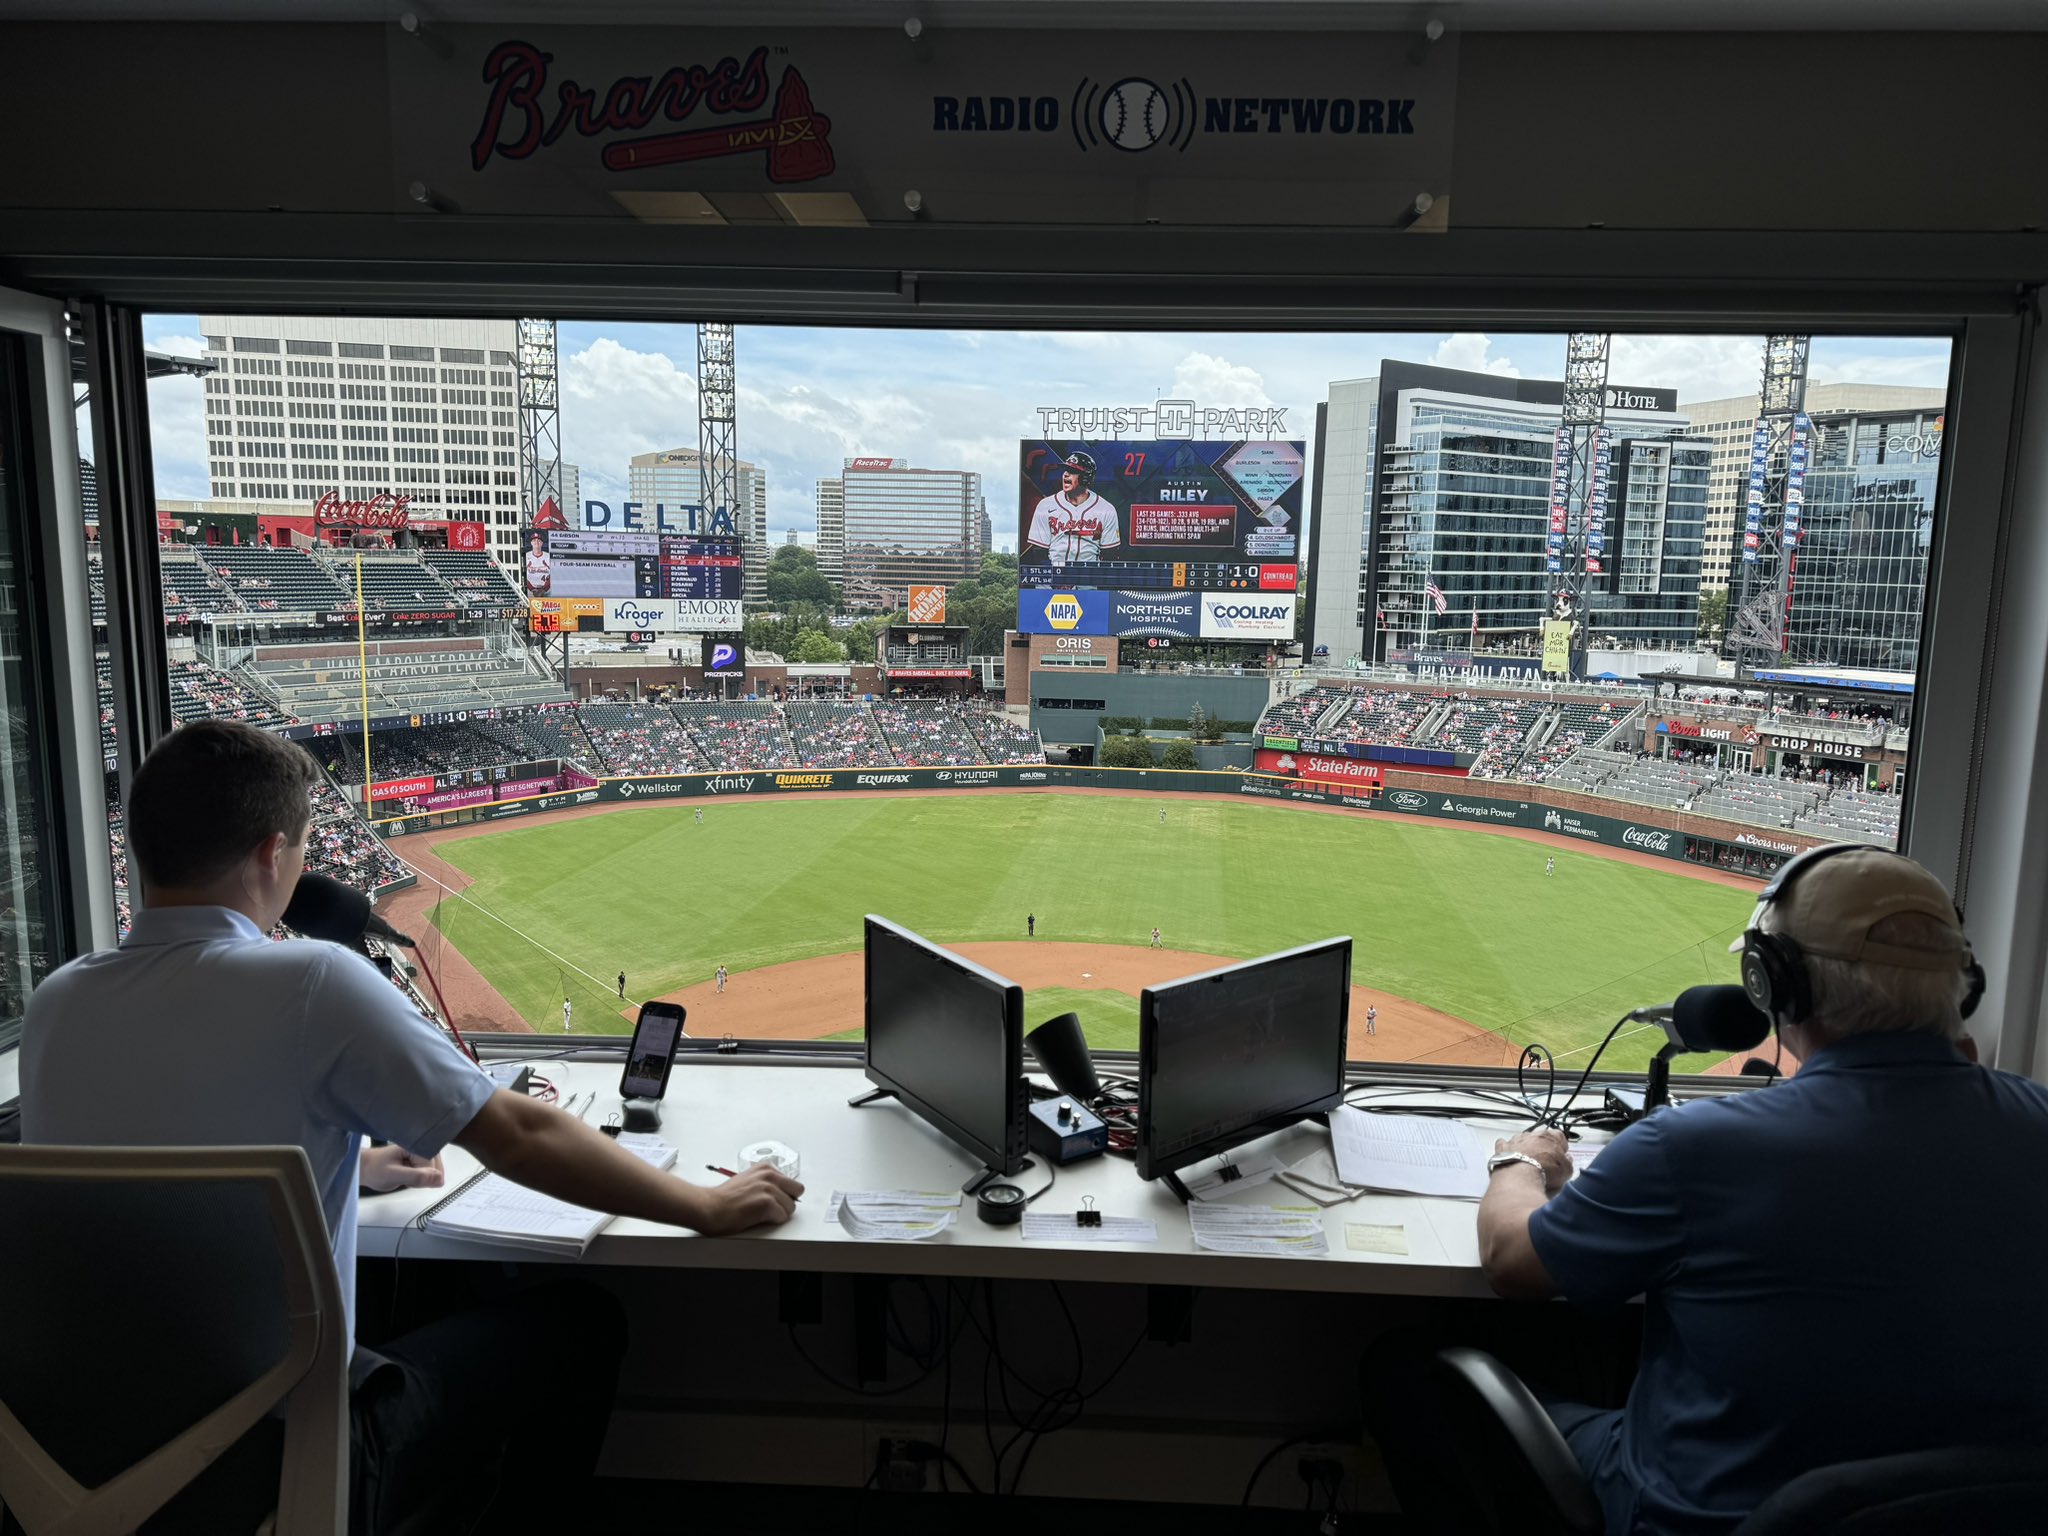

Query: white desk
left=357, top=1059, right=1580, bottom=1299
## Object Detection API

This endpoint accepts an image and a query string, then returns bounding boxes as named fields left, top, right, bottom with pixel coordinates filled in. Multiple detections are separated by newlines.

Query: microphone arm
left=1643, top=1042, right=1681, bottom=1115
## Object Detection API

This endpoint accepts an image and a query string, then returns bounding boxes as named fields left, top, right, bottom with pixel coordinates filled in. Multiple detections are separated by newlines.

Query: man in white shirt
left=21, top=722, right=801, bottom=1533
left=1025, top=451, right=1122, bottom=566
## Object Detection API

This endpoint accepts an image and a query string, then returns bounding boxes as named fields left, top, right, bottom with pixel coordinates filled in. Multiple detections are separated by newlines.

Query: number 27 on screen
left=1123, top=452, right=1146, bottom=476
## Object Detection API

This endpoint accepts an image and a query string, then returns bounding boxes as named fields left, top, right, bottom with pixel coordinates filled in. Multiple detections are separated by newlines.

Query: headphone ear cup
left=1743, top=933, right=1811, bottom=1024
left=1961, top=960, right=1986, bottom=1020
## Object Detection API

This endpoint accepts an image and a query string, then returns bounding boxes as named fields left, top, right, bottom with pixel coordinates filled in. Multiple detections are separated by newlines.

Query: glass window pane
left=1, top=338, right=63, bottom=1049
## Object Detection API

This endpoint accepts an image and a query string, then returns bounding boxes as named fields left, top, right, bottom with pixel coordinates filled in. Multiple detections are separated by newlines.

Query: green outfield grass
left=427, top=793, right=1756, bottom=1072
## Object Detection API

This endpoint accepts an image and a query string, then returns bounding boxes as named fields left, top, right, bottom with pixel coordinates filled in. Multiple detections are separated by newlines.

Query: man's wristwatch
left=1486, top=1151, right=1547, bottom=1181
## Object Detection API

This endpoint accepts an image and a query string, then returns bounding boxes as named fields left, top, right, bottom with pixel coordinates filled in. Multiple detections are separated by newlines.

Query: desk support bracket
left=1147, top=1285, right=1195, bottom=1345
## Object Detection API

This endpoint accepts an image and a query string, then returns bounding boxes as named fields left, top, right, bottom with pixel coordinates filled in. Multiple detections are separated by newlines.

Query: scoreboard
left=539, top=530, right=743, bottom=602
left=1018, top=559, right=1297, bottom=593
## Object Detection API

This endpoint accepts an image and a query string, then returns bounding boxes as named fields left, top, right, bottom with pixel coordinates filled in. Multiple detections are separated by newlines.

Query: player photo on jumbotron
left=1019, top=438, right=1306, bottom=587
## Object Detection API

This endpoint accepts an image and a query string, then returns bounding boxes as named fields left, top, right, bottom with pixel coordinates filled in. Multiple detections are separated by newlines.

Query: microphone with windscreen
left=281, top=871, right=418, bottom=952
left=1629, top=985, right=1773, bottom=1118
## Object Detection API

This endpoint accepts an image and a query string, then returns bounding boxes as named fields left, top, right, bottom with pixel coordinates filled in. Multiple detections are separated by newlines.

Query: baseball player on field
left=1026, top=451, right=1122, bottom=566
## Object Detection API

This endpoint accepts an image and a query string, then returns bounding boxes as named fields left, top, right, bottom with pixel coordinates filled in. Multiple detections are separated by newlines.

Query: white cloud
left=1606, top=334, right=1766, bottom=405
left=1430, top=333, right=1521, bottom=377
left=1170, top=351, right=1274, bottom=407
left=144, top=335, right=214, bottom=500
left=558, top=337, right=699, bottom=505
left=1808, top=348, right=1951, bottom=390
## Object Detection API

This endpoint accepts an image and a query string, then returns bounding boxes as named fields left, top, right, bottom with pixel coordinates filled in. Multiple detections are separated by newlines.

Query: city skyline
left=136, top=319, right=1950, bottom=554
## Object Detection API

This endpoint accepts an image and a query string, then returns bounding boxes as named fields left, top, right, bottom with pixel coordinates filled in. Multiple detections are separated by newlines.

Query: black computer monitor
left=1136, top=938, right=1352, bottom=1191
left=861, top=916, right=1028, bottom=1178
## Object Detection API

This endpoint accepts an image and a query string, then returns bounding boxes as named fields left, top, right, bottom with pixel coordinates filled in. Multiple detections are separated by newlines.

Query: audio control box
left=1026, top=1098, right=1108, bottom=1164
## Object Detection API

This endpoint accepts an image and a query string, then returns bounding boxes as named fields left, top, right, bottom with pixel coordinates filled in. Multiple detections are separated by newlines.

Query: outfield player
left=562, top=997, right=573, bottom=1032
left=716, top=963, right=728, bottom=994
left=617, top=970, right=627, bottom=1000
left=1546, top=856, right=1556, bottom=877
left=1025, top=451, right=1121, bottom=566
left=1366, top=1005, right=1378, bottom=1037
left=695, top=806, right=703, bottom=824
left=1151, top=926, right=1162, bottom=949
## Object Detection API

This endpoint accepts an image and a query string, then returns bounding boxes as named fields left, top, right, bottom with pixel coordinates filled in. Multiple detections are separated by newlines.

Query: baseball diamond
left=389, top=787, right=1758, bottom=1075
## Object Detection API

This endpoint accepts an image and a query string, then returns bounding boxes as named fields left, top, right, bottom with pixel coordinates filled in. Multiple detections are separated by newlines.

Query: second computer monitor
left=1136, top=938, right=1352, bottom=1184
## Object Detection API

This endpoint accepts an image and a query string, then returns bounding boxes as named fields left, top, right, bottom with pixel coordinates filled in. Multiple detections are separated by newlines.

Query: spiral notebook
left=412, top=1133, right=678, bottom=1255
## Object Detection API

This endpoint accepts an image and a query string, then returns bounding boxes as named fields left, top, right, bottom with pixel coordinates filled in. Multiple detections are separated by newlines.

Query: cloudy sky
left=136, top=319, right=1949, bottom=551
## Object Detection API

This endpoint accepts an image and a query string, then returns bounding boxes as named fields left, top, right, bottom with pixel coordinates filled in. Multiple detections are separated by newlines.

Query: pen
left=707, top=1164, right=738, bottom=1177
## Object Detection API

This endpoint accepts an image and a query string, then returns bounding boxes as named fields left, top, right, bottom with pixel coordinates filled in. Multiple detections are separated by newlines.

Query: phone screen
left=622, top=1003, right=686, bottom=1100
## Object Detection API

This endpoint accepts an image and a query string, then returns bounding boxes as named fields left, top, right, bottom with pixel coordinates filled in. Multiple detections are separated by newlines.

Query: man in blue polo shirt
left=22, top=722, right=803, bottom=1533
left=1475, top=846, right=2048, bottom=1534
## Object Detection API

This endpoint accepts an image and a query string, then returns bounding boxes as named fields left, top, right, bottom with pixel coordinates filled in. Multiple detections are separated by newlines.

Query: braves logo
left=1048, top=512, right=1106, bottom=540
left=470, top=41, right=834, bottom=184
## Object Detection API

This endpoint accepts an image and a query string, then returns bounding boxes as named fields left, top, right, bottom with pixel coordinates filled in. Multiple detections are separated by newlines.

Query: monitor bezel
left=1135, top=937, right=1353, bottom=1182
left=862, top=915, right=1028, bottom=1175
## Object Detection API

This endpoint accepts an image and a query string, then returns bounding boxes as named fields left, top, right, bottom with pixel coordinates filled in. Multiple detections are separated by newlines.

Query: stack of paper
left=1328, top=1107, right=1489, bottom=1200
left=420, top=1133, right=678, bottom=1254
left=828, top=1189, right=961, bottom=1242
left=1187, top=1203, right=1329, bottom=1257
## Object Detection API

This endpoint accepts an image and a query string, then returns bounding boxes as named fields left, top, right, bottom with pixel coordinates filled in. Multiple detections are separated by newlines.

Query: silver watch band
left=1487, top=1151, right=1546, bottom=1180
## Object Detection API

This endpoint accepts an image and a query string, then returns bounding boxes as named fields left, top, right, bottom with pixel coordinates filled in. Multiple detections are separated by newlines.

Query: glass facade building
left=1363, top=364, right=1706, bottom=655
left=840, top=461, right=982, bottom=610
left=1780, top=409, right=1943, bottom=671
left=627, top=448, right=769, bottom=603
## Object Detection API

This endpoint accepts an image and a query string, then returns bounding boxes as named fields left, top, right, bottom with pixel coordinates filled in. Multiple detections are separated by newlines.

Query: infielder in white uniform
left=1026, top=451, right=1122, bottom=566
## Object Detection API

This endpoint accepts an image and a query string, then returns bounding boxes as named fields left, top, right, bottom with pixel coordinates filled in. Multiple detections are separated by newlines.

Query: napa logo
left=1043, top=592, right=1085, bottom=631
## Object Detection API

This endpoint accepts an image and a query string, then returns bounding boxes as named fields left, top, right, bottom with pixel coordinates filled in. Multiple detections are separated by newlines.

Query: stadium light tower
left=518, top=318, right=563, bottom=528
left=1550, top=332, right=1613, bottom=679
left=1725, top=335, right=1813, bottom=667
left=696, top=321, right=742, bottom=693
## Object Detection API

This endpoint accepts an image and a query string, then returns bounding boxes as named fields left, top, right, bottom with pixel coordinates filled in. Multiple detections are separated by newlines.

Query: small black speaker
left=1025, top=1011, right=1101, bottom=1103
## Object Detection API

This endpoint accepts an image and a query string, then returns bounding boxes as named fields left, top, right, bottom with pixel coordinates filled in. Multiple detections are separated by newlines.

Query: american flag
left=1424, top=580, right=1448, bottom=615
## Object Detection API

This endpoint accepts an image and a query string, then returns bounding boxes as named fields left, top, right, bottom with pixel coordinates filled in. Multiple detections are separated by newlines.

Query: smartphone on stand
left=620, top=1001, right=686, bottom=1131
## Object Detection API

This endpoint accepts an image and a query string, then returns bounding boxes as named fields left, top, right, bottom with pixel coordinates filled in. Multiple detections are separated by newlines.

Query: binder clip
left=1076, top=1196, right=1102, bottom=1229
left=1216, top=1158, right=1243, bottom=1184
left=600, top=1112, right=622, bottom=1138
left=716, top=1033, right=741, bottom=1054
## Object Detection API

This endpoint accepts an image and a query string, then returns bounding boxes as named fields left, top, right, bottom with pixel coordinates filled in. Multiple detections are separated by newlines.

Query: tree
left=1696, top=588, right=1729, bottom=642
left=791, top=628, right=844, bottom=663
left=1099, top=735, right=1157, bottom=769
left=1160, top=740, right=1198, bottom=770
left=764, top=545, right=837, bottom=608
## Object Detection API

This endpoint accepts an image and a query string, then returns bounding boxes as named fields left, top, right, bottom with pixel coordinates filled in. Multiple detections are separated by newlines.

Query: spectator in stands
left=1372, top=847, right=2048, bottom=1536
left=22, top=721, right=801, bottom=1533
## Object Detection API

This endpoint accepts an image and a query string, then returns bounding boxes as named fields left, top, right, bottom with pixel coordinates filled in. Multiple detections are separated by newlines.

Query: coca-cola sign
left=314, top=491, right=413, bottom=530
left=1623, top=826, right=1674, bottom=853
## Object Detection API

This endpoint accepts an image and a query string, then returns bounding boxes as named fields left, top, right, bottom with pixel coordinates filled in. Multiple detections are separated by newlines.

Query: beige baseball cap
left=1730, top=846, right=1969, bottom=970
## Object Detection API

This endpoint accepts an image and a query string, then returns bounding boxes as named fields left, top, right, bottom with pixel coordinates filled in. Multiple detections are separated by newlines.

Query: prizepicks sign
left=390, top=27, right=1455, bottom=227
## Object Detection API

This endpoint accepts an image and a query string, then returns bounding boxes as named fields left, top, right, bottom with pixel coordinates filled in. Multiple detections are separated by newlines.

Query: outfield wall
left=373, top=763, right=1823, bottom=872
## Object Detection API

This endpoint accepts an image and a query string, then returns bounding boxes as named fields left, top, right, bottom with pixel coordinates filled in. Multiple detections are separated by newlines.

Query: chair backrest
left=1737, top=1444, right=2048, bottom=1535
left=1431, top=1346, right=1605, bottom=1536
left=0, top=1145, right=346, bottom=1536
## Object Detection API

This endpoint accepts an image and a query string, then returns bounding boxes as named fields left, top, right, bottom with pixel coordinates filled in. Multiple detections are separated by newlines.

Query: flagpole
left=356, top=551, right=372, bottom=813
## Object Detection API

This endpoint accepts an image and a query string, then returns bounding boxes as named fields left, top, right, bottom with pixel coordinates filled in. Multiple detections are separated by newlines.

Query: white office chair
left=0, top=1146, right=347, bottom=1535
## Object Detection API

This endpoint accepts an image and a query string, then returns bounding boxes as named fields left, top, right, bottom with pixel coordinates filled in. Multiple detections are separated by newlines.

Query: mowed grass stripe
left=429, top=794, right=1755, bottom=1067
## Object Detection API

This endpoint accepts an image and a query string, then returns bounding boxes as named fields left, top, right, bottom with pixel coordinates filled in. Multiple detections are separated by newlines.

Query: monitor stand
left=846, top=1086, right=895, bottom=1108
left=1161, top=1171, right=1195, bottom=1204
left=962, top=1167, right=1004, bottom=1197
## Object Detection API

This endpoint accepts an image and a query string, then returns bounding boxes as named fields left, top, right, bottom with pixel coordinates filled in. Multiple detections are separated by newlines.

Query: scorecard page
left=1328, top=1108, right=1488, bottom=1200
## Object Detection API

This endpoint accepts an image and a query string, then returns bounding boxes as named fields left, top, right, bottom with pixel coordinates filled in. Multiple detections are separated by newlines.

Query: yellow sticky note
left=1345, top=1222, right=1409, bottom=1256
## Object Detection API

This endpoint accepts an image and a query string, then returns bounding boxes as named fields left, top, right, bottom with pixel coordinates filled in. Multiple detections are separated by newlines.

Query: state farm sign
left=314, top=491, right=413, bottom=530
left=1254, top=748, right=1381, bottom=784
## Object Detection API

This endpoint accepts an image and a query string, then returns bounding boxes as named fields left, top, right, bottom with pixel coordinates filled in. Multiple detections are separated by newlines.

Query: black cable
left=1539, top=1010, right=1639, bottom=1129
left=1024, top=1157, right=1057, bottom=1205
left=785, top=1320, right=949, bottom=1399
left=1241, top=1436, right=1320, bottom=1506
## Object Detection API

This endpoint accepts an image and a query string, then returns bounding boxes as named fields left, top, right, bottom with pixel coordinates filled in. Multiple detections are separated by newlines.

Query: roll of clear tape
left=740, top=1140, right=800, bottom=1180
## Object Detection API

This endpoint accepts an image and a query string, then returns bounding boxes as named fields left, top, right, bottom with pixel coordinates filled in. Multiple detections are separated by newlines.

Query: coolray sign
left=775, top=773, right=834, bottom=790
left=855, top=773, right=912, bottom=786
left=1622, top=826, right=1674, bottom=853
left=1386, top=790, right=1431, bottom=812
left=937, top=769, right=1000, bottom=785
left=1033, top=403, right=1290, bottom=439
left=1197, top=593, right=1296, bottom=640
left=1109, top=589, right=1201, bottom=638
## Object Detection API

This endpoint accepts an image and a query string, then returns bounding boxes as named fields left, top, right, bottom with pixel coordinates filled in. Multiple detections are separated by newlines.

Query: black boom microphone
left=1619, top=985, right=1772, bottom=1120
left=282, top=871, right=417, bottom=951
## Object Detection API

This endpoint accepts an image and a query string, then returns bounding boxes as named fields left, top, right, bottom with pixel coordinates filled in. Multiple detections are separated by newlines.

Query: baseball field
left=393, top=789, right=1761, bottom=1075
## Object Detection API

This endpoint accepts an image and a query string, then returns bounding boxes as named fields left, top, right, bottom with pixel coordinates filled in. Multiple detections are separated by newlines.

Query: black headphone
left=1739, top=843, right=1985, bottom=1025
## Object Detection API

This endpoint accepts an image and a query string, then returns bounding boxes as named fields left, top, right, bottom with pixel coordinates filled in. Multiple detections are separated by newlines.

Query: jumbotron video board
left=1019, top=439, right=1303, bottom=590
left=1017, top=438, right=1305, bottom=641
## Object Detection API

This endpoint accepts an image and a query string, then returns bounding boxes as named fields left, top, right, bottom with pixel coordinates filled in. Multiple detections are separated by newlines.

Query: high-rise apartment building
left=838, top=458, right=982, bottom=611
left=626, top=448, right=769, bottom=603
left=558, top=462, right=580, bottom=526
left=814, top=476, right=845, bottom=586
left=198, top=316, right=525, bottom=567
left=1683, top=383, right=1945, bottom=592
left=1313, top=362, right=1708, bottom=657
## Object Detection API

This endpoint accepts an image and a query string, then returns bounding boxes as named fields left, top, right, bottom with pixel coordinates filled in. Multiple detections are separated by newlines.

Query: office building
left=1345, top=361, right=1707, bottom=656
left=1305, top=376, right=1380, bottom=663
left=814, top=477, right=845, bottom=586
left=627, top=447, right=769, bottom=603
left=557, top=462, right=580, bottom=526
left=838, top=458, right=982, bottom=611
left=980, top=503, right=994, bottom=564
left=1683, top=383, right=1945, bottom=592
left=197, top=315, right=525, bottom=567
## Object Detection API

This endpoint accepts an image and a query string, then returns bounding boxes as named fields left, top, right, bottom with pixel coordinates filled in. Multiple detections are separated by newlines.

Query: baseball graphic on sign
left=1100, top=77, right=1169, bottom=151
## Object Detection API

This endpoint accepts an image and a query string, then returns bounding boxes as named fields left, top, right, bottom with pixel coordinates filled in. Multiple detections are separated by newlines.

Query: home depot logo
left=907, top=585, right=947, bottom=624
